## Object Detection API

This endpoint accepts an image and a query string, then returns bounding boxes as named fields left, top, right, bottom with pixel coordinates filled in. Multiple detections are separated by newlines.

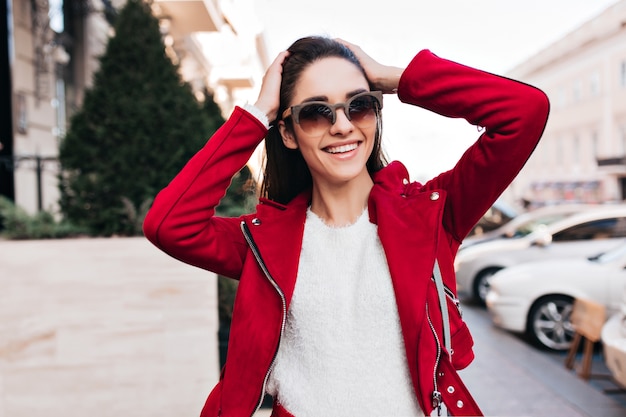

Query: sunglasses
left=281, top=91, right=383, bottom=135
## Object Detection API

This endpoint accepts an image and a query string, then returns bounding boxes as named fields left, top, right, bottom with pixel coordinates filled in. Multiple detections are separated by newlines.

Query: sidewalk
left=0, top=237, right=219, bottom=417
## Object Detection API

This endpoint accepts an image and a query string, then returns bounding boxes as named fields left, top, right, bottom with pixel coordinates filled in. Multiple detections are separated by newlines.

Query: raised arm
left=398, top=50, right=549, bottom=242
left=143, top=52, right=289, bottom=277
left=142, top=109, right=265, bottom=277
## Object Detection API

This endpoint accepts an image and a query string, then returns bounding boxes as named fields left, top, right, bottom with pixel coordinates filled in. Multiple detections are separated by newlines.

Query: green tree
left=59, top=0, right=223, bottom=235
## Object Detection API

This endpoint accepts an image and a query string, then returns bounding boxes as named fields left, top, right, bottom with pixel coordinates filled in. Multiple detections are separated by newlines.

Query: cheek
left=292, top=134, right=319, bottom=158
left=364, top=127, right=378, bottom=151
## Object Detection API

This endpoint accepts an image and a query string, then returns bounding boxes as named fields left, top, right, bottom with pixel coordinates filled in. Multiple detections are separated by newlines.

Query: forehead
left=292, top=57, right=369, bottom=103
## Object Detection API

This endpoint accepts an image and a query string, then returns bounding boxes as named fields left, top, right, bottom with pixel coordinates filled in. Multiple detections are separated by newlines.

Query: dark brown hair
left=260, top=36, right=387, bottom=204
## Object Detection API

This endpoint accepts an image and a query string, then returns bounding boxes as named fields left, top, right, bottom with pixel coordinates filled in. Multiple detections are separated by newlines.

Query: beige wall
left=507, top=0, right=626, bottom=206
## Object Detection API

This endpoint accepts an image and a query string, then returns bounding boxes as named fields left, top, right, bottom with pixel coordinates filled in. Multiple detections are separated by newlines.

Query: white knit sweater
left=266, top=208, right=424, bottom=417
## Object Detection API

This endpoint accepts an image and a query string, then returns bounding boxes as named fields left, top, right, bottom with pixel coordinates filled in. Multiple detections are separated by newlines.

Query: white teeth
left=325, top=143, right=358, bottom=154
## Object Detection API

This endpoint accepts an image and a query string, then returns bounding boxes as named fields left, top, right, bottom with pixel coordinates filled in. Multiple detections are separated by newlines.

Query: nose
left=329, top=106, right=353, bottom=135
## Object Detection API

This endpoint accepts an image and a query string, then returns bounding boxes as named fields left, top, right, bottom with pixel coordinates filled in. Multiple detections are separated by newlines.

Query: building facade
left=2, top=0, right=267, bottom=215
left=507, top=0, right=626, bottom=207
left=2, top=0, right=66, bottom=214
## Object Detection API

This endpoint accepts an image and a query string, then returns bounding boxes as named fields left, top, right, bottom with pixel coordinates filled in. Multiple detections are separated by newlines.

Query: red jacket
left=143, top=50, right=550, bottom=417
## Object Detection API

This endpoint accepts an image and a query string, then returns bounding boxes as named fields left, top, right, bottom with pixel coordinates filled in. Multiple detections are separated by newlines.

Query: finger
left=335, top=38, right=356, bottom=49
left=270, top=50, right=290, bottom=70
left=335, top=38, right=365, bottom=56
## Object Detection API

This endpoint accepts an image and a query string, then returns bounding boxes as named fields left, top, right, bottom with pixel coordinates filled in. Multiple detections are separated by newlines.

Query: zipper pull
left=432, top=390, right=442, bottom=416
left=454, top=298, right=463, bottom=318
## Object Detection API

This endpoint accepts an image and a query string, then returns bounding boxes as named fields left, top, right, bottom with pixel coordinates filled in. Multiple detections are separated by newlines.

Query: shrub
left=0, top=196, right=87, bottom=239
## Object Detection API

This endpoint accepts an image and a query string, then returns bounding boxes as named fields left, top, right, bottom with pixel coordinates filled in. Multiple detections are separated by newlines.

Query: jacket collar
left=369, top=161, right=413, bottom=225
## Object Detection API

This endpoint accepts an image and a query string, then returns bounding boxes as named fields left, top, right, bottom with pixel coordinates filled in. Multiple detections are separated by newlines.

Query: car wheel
left=526, top=295, right=575, bottom=351
left=473, top=267, right=502, bottom=305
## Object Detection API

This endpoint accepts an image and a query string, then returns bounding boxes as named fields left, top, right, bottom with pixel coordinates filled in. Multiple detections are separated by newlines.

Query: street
left=453, top=300, right=626, bottom=417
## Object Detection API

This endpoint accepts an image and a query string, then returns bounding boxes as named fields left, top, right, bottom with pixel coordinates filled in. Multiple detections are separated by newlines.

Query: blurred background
left=3, top=0, right=626, bottom=416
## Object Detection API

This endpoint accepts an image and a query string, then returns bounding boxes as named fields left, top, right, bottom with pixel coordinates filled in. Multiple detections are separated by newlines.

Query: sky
left=251, top=0, right=622, bottom=181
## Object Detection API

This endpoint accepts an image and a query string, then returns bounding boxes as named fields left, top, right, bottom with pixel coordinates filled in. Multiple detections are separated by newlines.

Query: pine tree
left=59, top=0, right=224, bottom=235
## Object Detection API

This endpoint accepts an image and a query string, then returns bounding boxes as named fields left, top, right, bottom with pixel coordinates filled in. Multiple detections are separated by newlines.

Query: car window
left=552, top=217, right=626, bottom=242
left=512, top=214, right=575, bottom=238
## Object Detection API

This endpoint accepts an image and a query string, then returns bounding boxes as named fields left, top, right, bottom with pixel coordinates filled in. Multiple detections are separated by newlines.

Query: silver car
left=486, top=243, right=626, bottom=350
left=455, top=205, right=626, bottom=304
left=461, top=204, right=598, bottom=249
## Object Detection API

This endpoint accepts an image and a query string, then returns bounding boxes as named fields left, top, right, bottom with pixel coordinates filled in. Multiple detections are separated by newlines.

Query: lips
left=324, top=142, right=359, bottom=154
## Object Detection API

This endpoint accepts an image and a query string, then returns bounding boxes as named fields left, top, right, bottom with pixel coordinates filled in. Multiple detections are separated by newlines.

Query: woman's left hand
left=336, top=38, right=404, bottom=94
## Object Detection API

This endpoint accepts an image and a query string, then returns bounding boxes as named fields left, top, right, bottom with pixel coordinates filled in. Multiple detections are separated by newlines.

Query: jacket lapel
left=369, top=162, right=446, bottom=380
left=242, top=192, right=310, bottom=309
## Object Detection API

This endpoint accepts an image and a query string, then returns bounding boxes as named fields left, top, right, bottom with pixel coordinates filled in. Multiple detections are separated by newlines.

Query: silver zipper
left=241, top=221, right=287, bottom=416
left=426, top=302, right=443, bottom=415
left=431, top=277, right=463, bottom=318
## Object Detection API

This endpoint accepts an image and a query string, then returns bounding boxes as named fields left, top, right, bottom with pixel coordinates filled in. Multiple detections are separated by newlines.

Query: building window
left=590, top=71, right=600, bottom=96
left=556, top=136, right=563, bottom=166
left=49, top=0, right=64, bottom=33
left=16, top=92, right=27, bottom=134
left=540, top=140, right=549, bottom=169
left=572, top=79, right=582, bottom=102
left=621, top=61, right=626, bottom=88
left=591, top=131, right=599, bottom=160
left=556, top=86, right=566, bottom=108
left=573, top=135, right=580, bottom=165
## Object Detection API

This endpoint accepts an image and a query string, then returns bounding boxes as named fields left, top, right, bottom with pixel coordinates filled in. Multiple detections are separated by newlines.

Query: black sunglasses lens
left=348, top=95, right=378, bottom=122
left=298, top=103, right=334, bottom=132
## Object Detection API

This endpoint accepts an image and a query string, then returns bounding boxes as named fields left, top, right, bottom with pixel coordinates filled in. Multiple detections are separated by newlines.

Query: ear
left=278, top=121, right=299, bottom=150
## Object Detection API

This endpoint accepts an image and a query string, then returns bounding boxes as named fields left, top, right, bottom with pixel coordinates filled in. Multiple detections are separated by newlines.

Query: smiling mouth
left=324, top=142, right=359, bottom=154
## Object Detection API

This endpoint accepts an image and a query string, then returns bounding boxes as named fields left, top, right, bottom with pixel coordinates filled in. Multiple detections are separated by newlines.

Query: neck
left=310, top=173, right=374, bottom=227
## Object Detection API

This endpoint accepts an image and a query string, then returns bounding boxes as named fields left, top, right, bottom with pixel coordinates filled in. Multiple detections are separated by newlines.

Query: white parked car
left=466, top=199, right=518, bottom=239
left=455, top=205, right=626, bottom=304
left=486, top=243, right=626, bottom=351
left=601, top=280, right=626, bottom=388
left=461, top=204, right=598, bottom=249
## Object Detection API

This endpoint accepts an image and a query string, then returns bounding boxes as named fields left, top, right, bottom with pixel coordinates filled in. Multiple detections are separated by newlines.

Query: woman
left=143, top=36, right=549, bottom=417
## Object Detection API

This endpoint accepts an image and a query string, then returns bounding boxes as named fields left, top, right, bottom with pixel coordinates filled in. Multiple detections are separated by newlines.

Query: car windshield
left=509, top=213, right=574, bottom=239
left=589, top=242, right=626, bottom=264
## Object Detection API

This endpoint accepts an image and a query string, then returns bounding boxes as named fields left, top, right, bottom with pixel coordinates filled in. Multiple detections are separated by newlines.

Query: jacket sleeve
left=397, top=50, right=550, bottom=243
left=142, top=107, right=268, bottom=278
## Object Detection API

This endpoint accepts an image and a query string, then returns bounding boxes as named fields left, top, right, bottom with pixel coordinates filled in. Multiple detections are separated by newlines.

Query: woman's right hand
left=254, top=50, right=290, bottom=123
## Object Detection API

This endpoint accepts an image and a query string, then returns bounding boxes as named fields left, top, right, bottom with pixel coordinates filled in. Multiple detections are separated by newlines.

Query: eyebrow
left=299, top=88, right=369, bottom=104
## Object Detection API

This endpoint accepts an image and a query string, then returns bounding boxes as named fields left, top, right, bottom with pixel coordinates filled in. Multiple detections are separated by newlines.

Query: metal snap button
left=402, top=178, right=409, bottom=185
left=457, top=400, right=464, bottom=408
left=430, top=191, right=440, bottom=201
left=251, top=218, right=261, bottom=226
left=447, top=386, right=455, bottom=394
